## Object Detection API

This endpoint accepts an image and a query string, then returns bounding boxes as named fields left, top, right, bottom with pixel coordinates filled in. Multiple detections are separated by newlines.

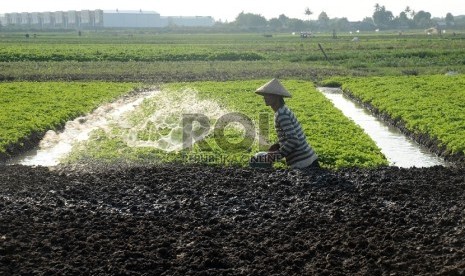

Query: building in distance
left=0, top=9, right=215, bottom=29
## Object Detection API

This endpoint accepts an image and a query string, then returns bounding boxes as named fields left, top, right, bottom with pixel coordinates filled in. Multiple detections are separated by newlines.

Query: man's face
left=263, top=95, right=274, bottom=106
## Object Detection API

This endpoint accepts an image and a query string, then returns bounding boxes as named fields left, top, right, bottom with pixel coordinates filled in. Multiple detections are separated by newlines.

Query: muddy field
left=1, top=164, right=465, bottom=275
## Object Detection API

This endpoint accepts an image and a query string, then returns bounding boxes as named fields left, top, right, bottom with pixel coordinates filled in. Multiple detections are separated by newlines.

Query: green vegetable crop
left=327, top=75, right=465, bottom=157
left=0, top=82, right=137, bottom=157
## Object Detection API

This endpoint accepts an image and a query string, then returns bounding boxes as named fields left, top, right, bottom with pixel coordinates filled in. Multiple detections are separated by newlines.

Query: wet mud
left=1, top=164, right=465, bottom=275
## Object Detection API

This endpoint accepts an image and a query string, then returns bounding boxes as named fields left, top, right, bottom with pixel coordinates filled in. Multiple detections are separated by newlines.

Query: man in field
left=255, top=78, right=319, bottom=169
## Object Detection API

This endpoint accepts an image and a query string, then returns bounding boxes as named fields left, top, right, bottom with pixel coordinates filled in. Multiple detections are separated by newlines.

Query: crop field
left=1, top=31, right=465, bottom=166
left=325, top=75, right=465, bottom=161
left=1, top=31, right=465, bottom=82
left=64, top=80, right=387, bottom=168
left=0, top=81, right=138, bottom=160
left=1, top=30, right=465, bottom=275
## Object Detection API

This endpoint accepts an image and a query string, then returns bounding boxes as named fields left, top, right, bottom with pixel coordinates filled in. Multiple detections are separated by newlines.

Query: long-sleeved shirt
left=275, top=105, right=318, bottom=168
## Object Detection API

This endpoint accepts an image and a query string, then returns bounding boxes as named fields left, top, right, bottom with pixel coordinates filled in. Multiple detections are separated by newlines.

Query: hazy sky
left=2, top=0, right=464, bottom=22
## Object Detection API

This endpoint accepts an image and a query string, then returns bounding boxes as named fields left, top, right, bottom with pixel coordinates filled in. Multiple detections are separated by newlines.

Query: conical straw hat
left=255, top=78, right=292, bottom=98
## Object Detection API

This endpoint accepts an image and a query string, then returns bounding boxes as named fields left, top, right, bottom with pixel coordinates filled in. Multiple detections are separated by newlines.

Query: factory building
left=102, top=10, right=162, bottom=28
left=0, top=10, right=215, bottom=29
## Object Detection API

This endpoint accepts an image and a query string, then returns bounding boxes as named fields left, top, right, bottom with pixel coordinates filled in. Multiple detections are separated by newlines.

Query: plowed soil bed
left=1, top=165, right=465, bottom=275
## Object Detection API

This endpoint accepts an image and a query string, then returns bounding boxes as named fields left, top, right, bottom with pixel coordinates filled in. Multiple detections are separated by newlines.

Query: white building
left=2, top=9, right=215, bottom=29
left=80, top=10, right=91, bottom=25
left=102, top=10, right=162, bottom=28
left=42, top=12, right=54, bottom=26
left=30, top=12, right=42, bottom=26
left=20, top=12, right=30, bottom=25
left=54, top=11, right=64, bottom=26
left=67, top=10, right=78, bottom=25
left=94, top=10, right=103, bottom=26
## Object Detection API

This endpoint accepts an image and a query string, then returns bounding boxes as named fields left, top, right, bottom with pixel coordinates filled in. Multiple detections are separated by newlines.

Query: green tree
left=304, top=7, right=313, bottom=21
left=287, top=18, right=306, bottom=31
left=413, top=10, right=432, bottom=28
left=318, top=12, right=329, bottom=23
left=397, top=11, right=411, bottom=28
left=359, top=17, right=376, bottom=31
left=278, top=14, right=290, bottom=28
left=445, top=13, right=455, bottom=26
left=329, top=17, right=350, bottom=31
left=268, top=18, right=283, bottom=30
left=404, top=6, right=411, bottom=18
left=317, top=11, right=330, bottom=30
left=372, top=5, right=394, bottom=29
left=234, top=12, right=267, bottom=29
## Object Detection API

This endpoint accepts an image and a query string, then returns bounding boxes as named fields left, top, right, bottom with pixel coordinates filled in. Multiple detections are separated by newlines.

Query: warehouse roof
left=103, top=10, right=160, bottom=15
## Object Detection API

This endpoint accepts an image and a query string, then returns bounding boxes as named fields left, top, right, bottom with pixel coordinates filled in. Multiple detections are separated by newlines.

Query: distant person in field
left=255, top=78, right=319, bottom=169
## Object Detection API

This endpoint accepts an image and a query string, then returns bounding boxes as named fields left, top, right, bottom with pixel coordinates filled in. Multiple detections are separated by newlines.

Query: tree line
left=215, top=4, right=464, bottom=32
left=2, top=3, right=464, bottom=33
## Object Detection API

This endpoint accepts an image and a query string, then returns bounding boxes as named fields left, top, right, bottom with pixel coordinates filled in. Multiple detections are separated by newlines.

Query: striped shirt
left=275, top=106, right=318, bottom=169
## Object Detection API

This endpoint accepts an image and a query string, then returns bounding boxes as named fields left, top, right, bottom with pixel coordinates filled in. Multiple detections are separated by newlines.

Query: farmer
left=255, top=78, right=319, bottom=169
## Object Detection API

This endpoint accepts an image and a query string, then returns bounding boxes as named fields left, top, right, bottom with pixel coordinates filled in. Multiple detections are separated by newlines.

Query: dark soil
left=1, top=164, right=465, bottom=275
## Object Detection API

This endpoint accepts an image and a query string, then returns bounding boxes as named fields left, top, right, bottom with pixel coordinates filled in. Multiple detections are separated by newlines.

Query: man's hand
left=266, top=151, right=281, bottom=163
left=268, top=143, right=280, bottom=152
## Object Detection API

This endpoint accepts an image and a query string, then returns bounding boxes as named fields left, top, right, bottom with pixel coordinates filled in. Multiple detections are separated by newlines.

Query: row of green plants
left=3, top=31, right=457, bottom=45
left=65, top=80, right=388, bottom=168
left=0, top=44, right=265, bottom=62
left=0, top=82, right=138, bottom=157
left=2, top=33, right=465, bottom=68
left=2, top=36, right=464, bottom=84
left=325, top=75, right=465, bottom=156
left=0, top=60, right=345, bottom=83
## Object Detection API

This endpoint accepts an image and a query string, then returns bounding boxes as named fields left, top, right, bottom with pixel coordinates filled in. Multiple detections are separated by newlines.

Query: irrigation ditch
left=339, top=88, right=465, bottom=164
left=6, top=90, right=160, bottom=167
left=317, top=87, right=450, bottom=168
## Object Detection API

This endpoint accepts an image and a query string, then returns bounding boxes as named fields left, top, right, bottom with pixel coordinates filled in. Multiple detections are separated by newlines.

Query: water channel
left=8, top=90, right=160, bottom=167
left=318, top=87, right=446, bottom=168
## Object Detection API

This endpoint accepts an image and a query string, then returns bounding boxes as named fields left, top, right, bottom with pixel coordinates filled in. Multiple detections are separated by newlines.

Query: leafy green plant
left=66, top=80, right=388, bottom=168
left=0, top=81, right=138, bottom=157
left=174, top=80, right=388, bottom=168
left=327, top=75, right=465, bottom=157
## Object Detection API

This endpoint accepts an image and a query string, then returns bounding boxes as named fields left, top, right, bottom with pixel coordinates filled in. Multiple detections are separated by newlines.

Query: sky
left=2, top=0, right=464, bottom=22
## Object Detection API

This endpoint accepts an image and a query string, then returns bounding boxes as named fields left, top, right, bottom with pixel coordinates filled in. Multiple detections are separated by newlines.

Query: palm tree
left=305, top=7, right=313, bottom=21
left=404, top=6, right=411, bottom=18
left=404, top=6, right=411, bottom=14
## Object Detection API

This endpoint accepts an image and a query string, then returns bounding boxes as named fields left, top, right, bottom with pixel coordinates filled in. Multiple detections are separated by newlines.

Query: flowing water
left=9, top=89, right=260, bottom=167
left=318, top=87, right=446, bottom=168
left=119, top=88, right=233, bottom=152
left=8, top=90, right=160, bottom=167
